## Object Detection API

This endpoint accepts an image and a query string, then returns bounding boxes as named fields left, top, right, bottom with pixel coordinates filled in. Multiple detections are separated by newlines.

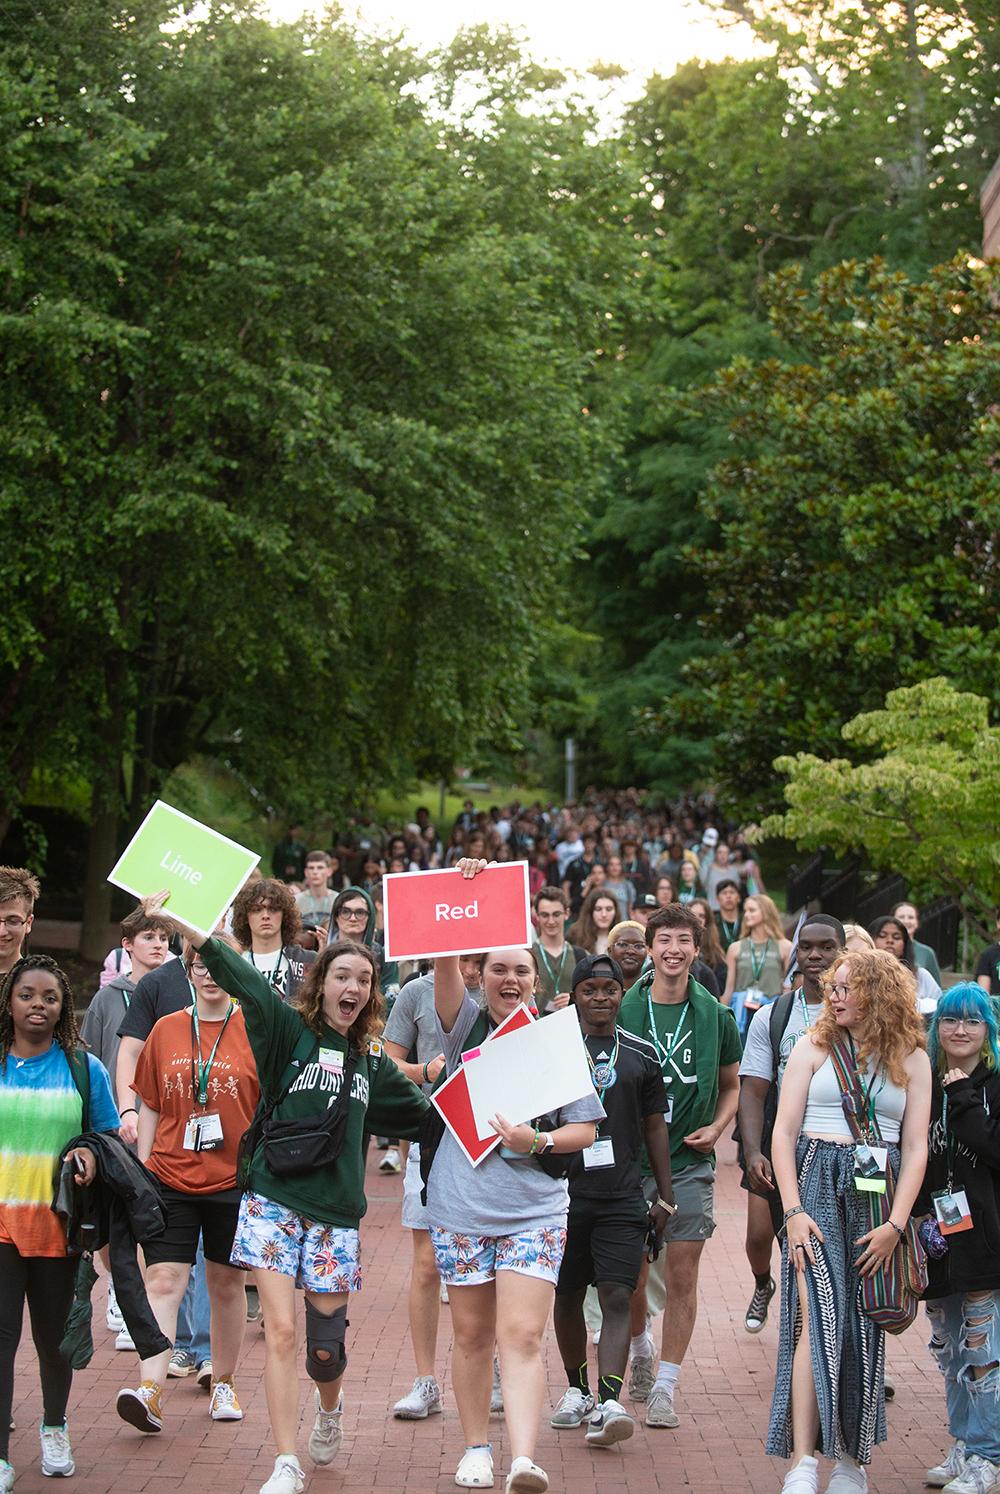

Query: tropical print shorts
left=429, top=1223, right=567, bottom=1287
left=231, top=1189, right=362, bottom=1293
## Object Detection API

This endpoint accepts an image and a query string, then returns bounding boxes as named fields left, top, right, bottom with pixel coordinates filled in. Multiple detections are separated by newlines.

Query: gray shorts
left=402, top=1142, right=430, bottom=1231
left=643, top=1159, right=715, bottom=1243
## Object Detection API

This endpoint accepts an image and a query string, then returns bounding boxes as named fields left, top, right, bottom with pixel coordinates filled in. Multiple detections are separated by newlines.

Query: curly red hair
left=813, top=949, right=926, bottom=1088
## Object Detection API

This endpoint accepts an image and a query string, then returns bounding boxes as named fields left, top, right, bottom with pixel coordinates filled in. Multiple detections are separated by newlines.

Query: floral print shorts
left=429, top=1223, right=567, bottom=1287
left=231, top=1190, right=362, bottom=1293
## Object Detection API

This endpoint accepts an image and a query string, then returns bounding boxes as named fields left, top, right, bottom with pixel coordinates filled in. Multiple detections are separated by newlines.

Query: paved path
left=10, top=1137, right=947, bottom=1493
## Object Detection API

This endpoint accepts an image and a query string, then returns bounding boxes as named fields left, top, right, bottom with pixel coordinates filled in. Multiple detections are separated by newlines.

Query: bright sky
left=266, top=0, right=757, bottom=83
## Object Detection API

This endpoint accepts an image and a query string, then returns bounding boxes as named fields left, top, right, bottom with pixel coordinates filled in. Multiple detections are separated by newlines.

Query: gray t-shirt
left=739, top=994, right=818, bottom=1086
left=383, top=974, right=441, bottom=1090
left=80, top=976, right=135, bottom=1108
left=426, top=992, right=605, bottom=1235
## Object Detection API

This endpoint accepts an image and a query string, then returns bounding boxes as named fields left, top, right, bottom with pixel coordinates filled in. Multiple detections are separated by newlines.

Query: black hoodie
left=918, top=1063, right=1000, bottom=1299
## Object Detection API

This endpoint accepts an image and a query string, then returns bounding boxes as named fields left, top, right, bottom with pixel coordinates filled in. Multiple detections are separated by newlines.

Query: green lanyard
left=798, top=992, right=814, bottom=1029
left=249, top=948, right=287, bottom=992
left=646, top=991, right=690, bottom=1075
left=720, top=918, right=739, bottom=948
left=191, top=1003, right=235, bottom=1108
left=748, top=938, right=771, bottom=986
left=847, top=1034, right=885, bottom=1141
left=536, top=942, right=571, bottom=994
left=585, top=1030, right=620, bottom=1104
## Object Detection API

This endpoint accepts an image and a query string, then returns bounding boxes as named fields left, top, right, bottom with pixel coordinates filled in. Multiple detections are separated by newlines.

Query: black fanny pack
left=261, top=1052, right=358, bottom=1178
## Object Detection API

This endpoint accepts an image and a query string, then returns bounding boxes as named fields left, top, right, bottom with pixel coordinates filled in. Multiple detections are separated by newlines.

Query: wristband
left=119, top=1108, right=138, bottom=1118
left=888, top=1221, right=905, bottom=1241
left=529, top=1127, right=541, bottom=1155
left=422, top=1062, right=431, bottom=1084
left=783, top=1205, right=805, bottom=1222
left=655, top=1197, right=678, bottom=1216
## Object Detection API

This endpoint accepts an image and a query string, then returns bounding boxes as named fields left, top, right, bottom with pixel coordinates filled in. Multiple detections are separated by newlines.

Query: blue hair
left=929, top=982, right=1000, bottom=1073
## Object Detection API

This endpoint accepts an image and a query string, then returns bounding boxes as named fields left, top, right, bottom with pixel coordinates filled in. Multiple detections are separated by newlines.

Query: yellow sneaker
left=210, top=1378, right=244, bottom=1421
left=116, top=1380, right=163, bottom=1434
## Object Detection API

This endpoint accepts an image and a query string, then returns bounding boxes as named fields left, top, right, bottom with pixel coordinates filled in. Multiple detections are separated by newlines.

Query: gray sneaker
left=393, top=1377, right=442, bottom=1420
left=646, top=1388, right=679, bottom=1428
left=928, top=1444, right=966, bottom=1488
left=308, top=1390, right=343, bottom=1466
left=628, top=1355, right=655, bottom=1403
left=550, top=1388, right=594, bottom=1429
left=585, top=1399, right=634, bottom=1447
left=167, top=1349, right=197, bottom=1378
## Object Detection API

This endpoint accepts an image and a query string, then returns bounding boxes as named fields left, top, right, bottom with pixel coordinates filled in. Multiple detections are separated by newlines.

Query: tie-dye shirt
left=0, top=1044, right=119, bottom=1256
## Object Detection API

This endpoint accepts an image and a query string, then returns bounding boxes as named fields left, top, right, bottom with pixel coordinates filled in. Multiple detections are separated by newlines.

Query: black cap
left=570, top=953, right=625, bottom=991
left=632, top=892, right=658, bottom=910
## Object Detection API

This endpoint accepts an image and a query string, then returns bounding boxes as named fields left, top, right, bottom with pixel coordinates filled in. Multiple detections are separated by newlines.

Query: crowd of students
left=1, top=791, right=998, bottom=1494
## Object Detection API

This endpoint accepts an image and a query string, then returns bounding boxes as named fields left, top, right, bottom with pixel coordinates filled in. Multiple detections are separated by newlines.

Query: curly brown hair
left=0, top=955, right=80, bottom=1070
left=293, top=940, right=383, bottom=1054
left=231, top=878, right=301, bottom=949
left=812, top=949, right=926, bottom=1089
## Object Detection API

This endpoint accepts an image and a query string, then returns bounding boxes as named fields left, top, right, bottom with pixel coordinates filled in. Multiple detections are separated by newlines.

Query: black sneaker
left=744, top=1276, right=776, bottom=1334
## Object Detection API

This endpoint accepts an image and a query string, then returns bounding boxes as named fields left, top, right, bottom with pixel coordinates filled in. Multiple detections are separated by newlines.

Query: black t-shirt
left=974, top=943, right=1000, bottom=996
left=563, top=856, right=598, bottom=914
left=567, top=1027, right=667, bottom=1201
left=117, top=958, right=192, bottom=1041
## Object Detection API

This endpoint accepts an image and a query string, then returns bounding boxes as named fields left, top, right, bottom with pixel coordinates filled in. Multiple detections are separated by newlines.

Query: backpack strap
left=67, top=1047, right=91, bottom=1133
left=767, top=994, right=795, bottom=1078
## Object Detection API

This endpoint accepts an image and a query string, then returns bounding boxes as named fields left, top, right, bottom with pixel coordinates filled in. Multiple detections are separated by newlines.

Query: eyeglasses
left=830, top=984, right=851, bottom=999
left=189, top=962, right=208, bottom=977
left=938, top=1017, right=986, bottom=1032
left=612, top=940, right=646, bottom=952
left=0, top=916, right=28, bottom=931
left=340, top=908, right=367, bottom=921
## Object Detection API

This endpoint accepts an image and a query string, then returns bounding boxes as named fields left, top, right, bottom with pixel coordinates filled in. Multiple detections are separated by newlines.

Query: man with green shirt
left=618, top=903, right=741, bottom=1431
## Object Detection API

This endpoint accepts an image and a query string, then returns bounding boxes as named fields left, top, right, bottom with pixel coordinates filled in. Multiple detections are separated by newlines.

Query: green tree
left=759, top=678, right=1000, bottom=937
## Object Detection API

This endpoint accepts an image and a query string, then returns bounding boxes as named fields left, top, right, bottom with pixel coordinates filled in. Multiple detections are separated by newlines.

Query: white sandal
left=455, top=1445, right=494, bottom=1488
left=506, top=1457, right=548, bottom=1493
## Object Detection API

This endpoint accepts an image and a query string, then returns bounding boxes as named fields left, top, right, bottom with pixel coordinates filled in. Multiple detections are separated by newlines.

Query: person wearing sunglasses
left=919, top=984, right=1000, bottom=1494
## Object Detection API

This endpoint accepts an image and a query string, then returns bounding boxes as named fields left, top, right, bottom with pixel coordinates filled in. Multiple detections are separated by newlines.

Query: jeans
left=927, top=1290, right=1000, bottom=1462
left=173, top=1234, right=211, bottom=1367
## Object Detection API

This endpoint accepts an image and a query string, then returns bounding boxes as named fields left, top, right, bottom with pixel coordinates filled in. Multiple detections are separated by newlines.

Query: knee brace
left=305, top=1300, right=348, bottom=1383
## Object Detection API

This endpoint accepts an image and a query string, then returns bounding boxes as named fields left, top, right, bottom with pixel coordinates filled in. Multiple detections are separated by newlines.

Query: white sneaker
left=209, top=1379, right=244, bottom=1422
left=549, top=1387, right=594, bottom=1428
left=506, top=1457, right=548, bottom=1493
left=929, top=1445, right=967, bottom=1487
left=585, top=1398, right=634, bottom=1447
left=455, top=1446, right=494, bottom=1488
left=627, top=1354, right=655, bottom=1403
left=39, top=1421, right=75, bottom=1477
left=308, top=1390, right=343, bottom=1466
left=827, top=1460, right=868, bottom=1493
left=393, top=1376, right=442, bottom=1419
left=645, top=1387, right=679, bottom=1428
left=259, top=1455, right=305, bottom=1494
left=782, top=1456, right=819, bottom=1493
left=0, top=1458, right=13, bottom=1493
left=379, top=1147, right=402, bottom=1173
left=106, top=1284, right=125, bottom=1332
left=944, top=1457, right=1000, bottom=1494
left=114, top=1326, right=135, bottom=1351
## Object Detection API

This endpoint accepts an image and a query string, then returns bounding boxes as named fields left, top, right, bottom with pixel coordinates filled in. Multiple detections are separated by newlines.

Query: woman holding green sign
left=143, top=889, right=428, bottom=1494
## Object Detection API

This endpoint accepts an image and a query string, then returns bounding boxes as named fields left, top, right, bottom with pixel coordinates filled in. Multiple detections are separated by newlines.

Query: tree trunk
left=79, top=795, right=120, bottom=962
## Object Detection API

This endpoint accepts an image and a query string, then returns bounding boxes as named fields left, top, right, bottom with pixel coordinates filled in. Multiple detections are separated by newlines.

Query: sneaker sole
left=115, top=1393, right=162, bottom=1435
left=210, top=1409, right=244, bottom=1421
left=549, top=1416, right=587, bottom=1429
left=586, top=1418, right=634, bottom=1448
left=646, top=1411, right=680, bottom=1429
left=393, top=1404, right=443, bottom=1420
left=41, top=1460, right=76, bottom=1478
left=744, top=1318, right=768, bottom=1334
left=167, top=1365, right=194, bottom=1378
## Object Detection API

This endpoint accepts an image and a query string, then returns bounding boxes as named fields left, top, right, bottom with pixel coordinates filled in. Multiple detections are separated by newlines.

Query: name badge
left=183, top=1113, right=224, bottom=1152
left=854, top=1143, right=887, bottom=1193
left=318, top=1048, right=344, bottom=1075
left=663, top=1092, right=674, bottom=1123
left=582, top=1137, right=615, bottom=1170
left=933, top=1188, right=974, bottom=1234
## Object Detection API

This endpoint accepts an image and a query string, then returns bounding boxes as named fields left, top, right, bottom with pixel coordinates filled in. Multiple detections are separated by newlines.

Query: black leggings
left=0, top=1244, right=76, bottom=1458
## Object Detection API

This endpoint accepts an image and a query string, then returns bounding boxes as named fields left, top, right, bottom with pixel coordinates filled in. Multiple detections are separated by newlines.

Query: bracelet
left=422, top=1062, right=431, bottom=1084
left=529, top=1127, right=541, bottom=1155
left=655, top=1197, right=678, bottom=1216
left=119, top=1108, right=138, bottom=1118
left=783, top=1205, right=805, bottom=1222
left=888, top=1221, right=905, bottom=1241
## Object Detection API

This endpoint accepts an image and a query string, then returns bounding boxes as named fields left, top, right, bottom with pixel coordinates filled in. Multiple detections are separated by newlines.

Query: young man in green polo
left=618, top=903, right=741, bottom=1429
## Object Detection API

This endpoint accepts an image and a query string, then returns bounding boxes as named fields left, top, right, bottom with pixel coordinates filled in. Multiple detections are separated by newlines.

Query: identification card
left=744, top=986, right=764, bottom=1011
left=582, top=1137, right=615, bottom=1170
left=183, top=1113, right=224, bottom=1152
left=854, top=1143, right=887, bottom=1193
left=318, top=1047, right=344, bottom=1075
left=663, top=1092, right=674, bottom=1123
left=933, top=1188, right=974, bottom=1235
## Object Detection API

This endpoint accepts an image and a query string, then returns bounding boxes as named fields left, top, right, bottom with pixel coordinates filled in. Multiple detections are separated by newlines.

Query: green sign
left=108, top=800, right=260, bottom=936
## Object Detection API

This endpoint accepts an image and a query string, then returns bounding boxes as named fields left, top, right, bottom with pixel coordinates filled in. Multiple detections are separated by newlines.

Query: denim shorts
left=230, top=1189, right=362, bottom=1293
left=429, top=1223, right=567, bottom=1287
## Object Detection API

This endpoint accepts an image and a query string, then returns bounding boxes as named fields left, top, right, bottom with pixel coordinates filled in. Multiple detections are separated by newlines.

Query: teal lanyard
left=585, top=1030, right=620, bottom=1104
left=847, top=1034, right=885, bottom=1140
left=536, top=942, right=571, bottom=994
left=720, top=918, right=739, bottom=947
left=646, top=992, right=690, bottom=1074
left=191, top=1003, right=234, bottom=1107
left=748, top=938, right=771, bottom=986
left=798, top=992, right=813, bottom=1029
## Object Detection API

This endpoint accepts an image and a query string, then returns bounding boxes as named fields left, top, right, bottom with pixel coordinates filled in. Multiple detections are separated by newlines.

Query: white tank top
left=802, top=1053, right=906, bottom=1143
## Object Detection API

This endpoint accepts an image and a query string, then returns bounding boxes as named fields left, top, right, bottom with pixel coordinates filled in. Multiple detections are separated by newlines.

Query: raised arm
left=434, top=857, right=488, bottom=1033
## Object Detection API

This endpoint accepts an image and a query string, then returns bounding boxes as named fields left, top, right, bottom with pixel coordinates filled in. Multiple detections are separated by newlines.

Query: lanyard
left=847, top=1034, right=885, bottom=1140
left=536, top=941, right=571, bottom=993
left=646, top=991, right=690, bottom=1074
left=191, top=1003, right=234, bottom=1108
left=249, top=948, right=287, bottom=992
left=798, top=992, right=814, bottom=1029
left=748, top=938, right=771, bottom=986
left=720, top=918, right=739, bottom=947
left=585, top=1031, right=620, bottom=1104
left=942, top=1091, right=956, bottom=1192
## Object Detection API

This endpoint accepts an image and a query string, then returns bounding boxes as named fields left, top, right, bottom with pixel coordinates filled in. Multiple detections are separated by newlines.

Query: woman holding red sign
left=426, top=859, right=604, bottom=1494
left=919, top=984, right=1000, bottom=1494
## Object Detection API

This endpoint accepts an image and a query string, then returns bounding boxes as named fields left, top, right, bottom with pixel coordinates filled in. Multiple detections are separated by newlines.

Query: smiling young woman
left=141, top=892, right=427, bottom=1494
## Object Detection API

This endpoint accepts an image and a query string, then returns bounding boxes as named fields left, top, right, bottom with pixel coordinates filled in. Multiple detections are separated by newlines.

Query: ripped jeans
left=927, top=1290, right=1000, bottom=1462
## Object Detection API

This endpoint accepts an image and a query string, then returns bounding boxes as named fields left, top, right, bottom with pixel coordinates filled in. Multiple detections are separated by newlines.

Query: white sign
left=462, top=1005, right=595, bottom=1135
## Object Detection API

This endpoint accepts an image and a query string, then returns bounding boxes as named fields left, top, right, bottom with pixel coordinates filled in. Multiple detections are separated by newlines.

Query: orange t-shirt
left=133, top=1005, right=259, bottom=1194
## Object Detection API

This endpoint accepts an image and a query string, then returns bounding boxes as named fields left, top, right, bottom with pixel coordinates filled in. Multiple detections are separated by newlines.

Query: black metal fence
left=820, top=859, right=862, bottom=922
left=917, top=897, right=961, bottom=972
left=855, top=873, right=908, bottom=930
left=786, top=851, right=824, bottom=911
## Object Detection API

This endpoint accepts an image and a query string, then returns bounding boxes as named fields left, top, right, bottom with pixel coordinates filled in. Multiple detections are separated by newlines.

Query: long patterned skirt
left=766, top=1136, right=898, bottom=1464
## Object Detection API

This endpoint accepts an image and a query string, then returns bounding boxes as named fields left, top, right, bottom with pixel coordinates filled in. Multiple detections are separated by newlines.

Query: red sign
left=382, top=863, right=531, bottom=962
left=431, top=1004, right=534, bottom=1167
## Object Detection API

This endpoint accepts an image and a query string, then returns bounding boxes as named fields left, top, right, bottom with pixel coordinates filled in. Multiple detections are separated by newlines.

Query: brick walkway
left=10, top=1137, right=948, bottom=1493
